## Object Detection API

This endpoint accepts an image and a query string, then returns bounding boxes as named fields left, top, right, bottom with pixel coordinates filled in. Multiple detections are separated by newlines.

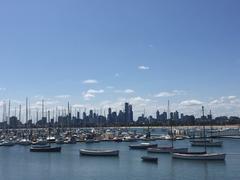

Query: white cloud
left=124, top=89, right=135, bottom=93
left=55, top=95, right=71, bottom=99
left=115, top=73, right=120, bottom=77
left=130, top=96, right=151, bottom=103
left=228, top=96, right=237, bottom=100
left=114, top=89, right=135, bottom=94
left=87, top=89, right=104, bottom=94
left=82, top=89, right=104, bottom=100
left=82, top=79, right=98, bottom=84
left=35, top=100, right=59, bottom=106
left=209, top=96, right=239, bottom=105
left=34, top=95, right=44, bottom=99
left=0, top=88, right=6, bottom=91
left=72, top=104, right=85, bottom=108
left=180, top=100, right=203, bottom=106
left=0, top=101, right=4, bottom=106
left=155, top=92, right=176, bottom=97
left=155, top=90, right=185, bottom=97
left=106, top=86, right=114, bottom=89
left=138, top=65, right=150, bottom=70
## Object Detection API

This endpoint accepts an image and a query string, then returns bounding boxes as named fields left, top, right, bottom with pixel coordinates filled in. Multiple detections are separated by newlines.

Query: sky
left=0, top=0, right=240, bottom=120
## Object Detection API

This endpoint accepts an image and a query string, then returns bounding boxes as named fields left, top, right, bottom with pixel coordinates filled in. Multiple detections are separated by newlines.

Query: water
left=0, top=137, right=240, bottom=179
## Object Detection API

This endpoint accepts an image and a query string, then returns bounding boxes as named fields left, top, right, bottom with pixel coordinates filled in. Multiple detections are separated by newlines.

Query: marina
left=0, top=132, right=239, bottom=180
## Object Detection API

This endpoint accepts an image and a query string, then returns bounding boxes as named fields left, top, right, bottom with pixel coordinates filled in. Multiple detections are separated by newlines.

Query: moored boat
left=141, top=156, right=158, bottom=163
left=0, top=140, right=15, bottom=146
left=129, top=143, right=158, bottom=150
left=18, top=139, right=31, bottom=146
left=80, top=149, right=119, bottom=156
left=172, top=152, right=226, bottom=160
left=30, top=145, right=61, bottom=152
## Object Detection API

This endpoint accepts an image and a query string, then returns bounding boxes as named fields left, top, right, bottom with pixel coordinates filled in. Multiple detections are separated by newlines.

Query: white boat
left=80, top=149, right=119, bottom=156
left=0, top=140, right=15, bottom=146
left=18, top=139, right=31, bottom=146
left=172, top=152, right=226, bottom=160
left=47, top=136, right=56, bottom=143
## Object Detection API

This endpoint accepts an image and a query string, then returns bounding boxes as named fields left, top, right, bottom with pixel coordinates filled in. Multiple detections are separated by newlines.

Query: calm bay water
left=0, top=130, right=240, bottom=180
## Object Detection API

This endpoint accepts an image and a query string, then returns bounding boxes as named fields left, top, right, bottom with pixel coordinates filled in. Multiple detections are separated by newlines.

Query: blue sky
left=0, top=0, right=240, bottom=119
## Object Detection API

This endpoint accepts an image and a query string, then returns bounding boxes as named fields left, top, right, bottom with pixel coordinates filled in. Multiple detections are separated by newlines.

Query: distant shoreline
left=1, top=125, right=239, bottom=130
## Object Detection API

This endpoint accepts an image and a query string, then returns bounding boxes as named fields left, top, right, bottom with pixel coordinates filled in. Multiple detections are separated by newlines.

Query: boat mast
left=169, top=100, right=174, bottom=148
left=26, top=98, right=28, bottom=125
left=19, top=104, right=21, bottom=123
left=202, top=106, right=207, bottom=153
left=42, top=99, right=44, bottom=120
left=210, top=110, right=213, bottom=138
left=8, top=100, right=11, bottom=125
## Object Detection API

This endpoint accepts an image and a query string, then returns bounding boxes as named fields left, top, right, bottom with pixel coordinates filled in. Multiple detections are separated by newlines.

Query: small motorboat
left=80, top=149, right=119, bottom=156
left=30, top=145, right=61, bottom=152
left=129, top=143, right=158, bottom=150
left=141, top=156, right=158, bottom=163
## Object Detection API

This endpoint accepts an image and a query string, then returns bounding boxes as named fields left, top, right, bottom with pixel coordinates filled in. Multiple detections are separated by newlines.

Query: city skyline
left=1, top=0, right=240, bottom=117
left=2, top=100, right=239, bottom=129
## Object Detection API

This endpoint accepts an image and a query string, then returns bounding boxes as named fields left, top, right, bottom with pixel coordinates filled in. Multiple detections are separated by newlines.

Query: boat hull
left=129, top=144, right=158, bottom=150
left=172, top=153, right=226, bottom=160
left=30, top=146, right=61, bottom=152
left=80, top=149, right=119, bottom=156
left=141, top=156, right=158, bottom=163
left=191, top=141, right=223, bottom=147
left=148, top=147, right=188, bottom=153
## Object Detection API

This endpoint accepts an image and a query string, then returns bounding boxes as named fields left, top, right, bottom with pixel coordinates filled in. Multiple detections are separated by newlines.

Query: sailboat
left=148, top=101, right=188, bottom=154
left=1, top=100, right=16, bottom=146
left=191, top=110, right=223, bottom=147
left=30, top=100, right=61, bottom=153
left=172, top=106, right=226, bottom=160
left=19, top=99, right=31, bottom=146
